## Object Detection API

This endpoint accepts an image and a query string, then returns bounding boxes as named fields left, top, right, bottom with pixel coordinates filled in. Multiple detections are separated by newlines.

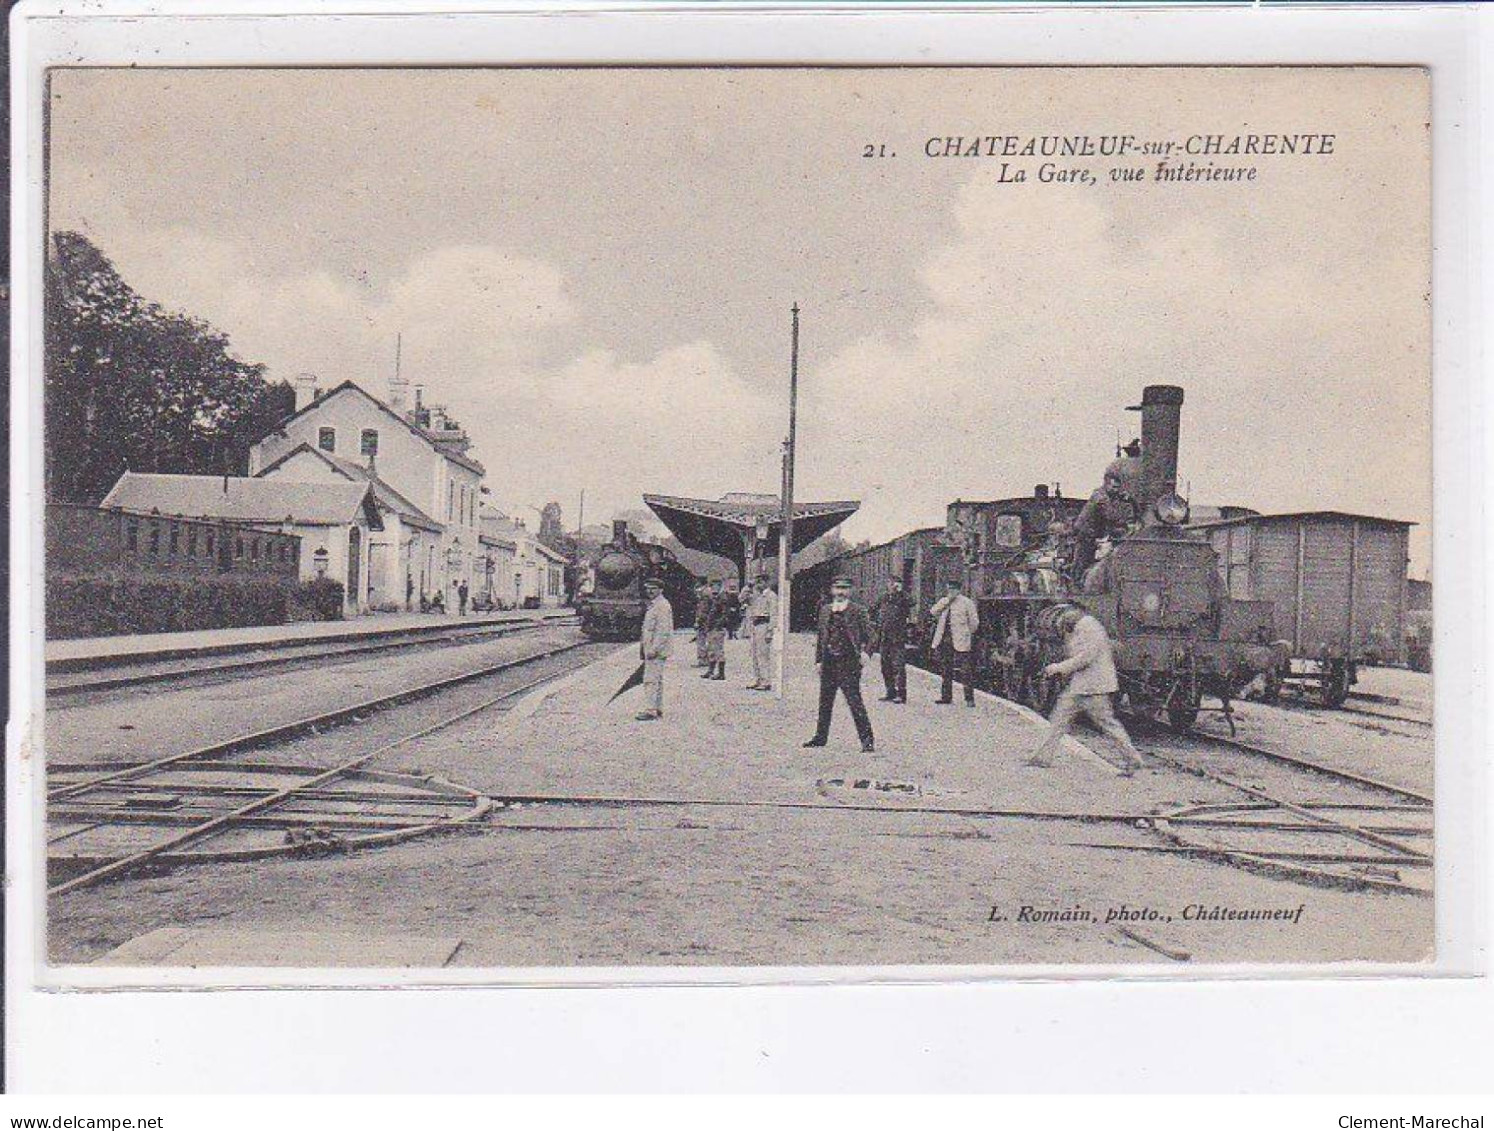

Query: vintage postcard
left=36, top=65, right=1434, bottom=974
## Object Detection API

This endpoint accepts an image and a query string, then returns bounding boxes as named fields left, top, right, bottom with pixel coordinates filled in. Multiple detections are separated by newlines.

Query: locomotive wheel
left=1320, top=664, right=1351, bottom=709
left=1166, top=702, right=1199, bottom=733
left=1260, top=668, right=1283, bottom=705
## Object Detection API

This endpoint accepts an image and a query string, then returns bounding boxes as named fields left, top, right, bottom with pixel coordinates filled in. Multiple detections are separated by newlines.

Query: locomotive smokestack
left=1130, top=384, right=1184, bottom=514
left=612, top=519, right=628, bottom=544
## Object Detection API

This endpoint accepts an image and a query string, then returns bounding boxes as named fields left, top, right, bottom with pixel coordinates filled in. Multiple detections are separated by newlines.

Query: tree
left=45, top=231, right=293, bottom=503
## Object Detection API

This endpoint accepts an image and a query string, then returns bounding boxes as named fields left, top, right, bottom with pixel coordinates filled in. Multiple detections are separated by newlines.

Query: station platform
left=45, top=607, right=574, bottom=671
left=440, top=630, right=1157, bottom=817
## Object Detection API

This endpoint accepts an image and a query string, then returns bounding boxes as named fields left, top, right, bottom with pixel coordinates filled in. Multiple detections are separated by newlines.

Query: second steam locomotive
left=578, top=520, right=697, bottom=641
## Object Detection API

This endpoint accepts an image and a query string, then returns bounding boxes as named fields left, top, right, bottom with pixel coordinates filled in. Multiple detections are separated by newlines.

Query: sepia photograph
left=35, top=64, right=1435, bottom=973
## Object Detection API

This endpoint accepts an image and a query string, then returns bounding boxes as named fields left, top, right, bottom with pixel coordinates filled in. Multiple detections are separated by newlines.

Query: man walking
left=635, top=576, right=674, bottom=722
left=1028, top=605, right=1144, bottom=776
left=701, top=578, right=729, bottom=680
left=744, top=576, right=778, bottom=691
left=930, top=577, right=980, bottom=705
left=803, top=576, right=876, bottom=754
left=871, top=576, right=912, bottom=703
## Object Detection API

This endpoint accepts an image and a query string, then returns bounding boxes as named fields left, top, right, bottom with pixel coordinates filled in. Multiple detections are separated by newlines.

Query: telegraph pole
left=774, top=303, right=800, bottom=700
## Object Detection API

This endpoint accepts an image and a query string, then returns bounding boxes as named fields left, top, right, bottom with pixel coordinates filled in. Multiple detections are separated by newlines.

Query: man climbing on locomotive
left=1072, top=458, right=1142, bottom=581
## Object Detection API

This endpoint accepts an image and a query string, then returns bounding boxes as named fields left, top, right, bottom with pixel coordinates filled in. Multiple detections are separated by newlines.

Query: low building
left=476, top=526, right=517, bottom=611
left=255, top=442, right=444, bottom=611
left=100, top=472, right=383, bottom=614
left=482, top=508, right=569, bottom=609
left=47, top=501, right=300, bottom=580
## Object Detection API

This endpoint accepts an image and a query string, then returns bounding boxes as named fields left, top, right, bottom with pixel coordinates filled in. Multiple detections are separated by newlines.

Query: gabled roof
left=101, top=472, right=383, bottom=530
left=256, top=443, right=443, bottom=533
left=262, top=380, right=486, bottom=477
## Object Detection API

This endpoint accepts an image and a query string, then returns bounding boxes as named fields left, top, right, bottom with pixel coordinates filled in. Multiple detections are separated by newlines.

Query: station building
left=247, top=376, right=487, bottom=612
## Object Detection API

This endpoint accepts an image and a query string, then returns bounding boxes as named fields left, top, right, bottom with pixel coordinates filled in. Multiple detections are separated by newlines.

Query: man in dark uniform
left=803, top=576, right=876, bottom=753
left=871, top=576, right=912, bottom=703
left=1072, top=460, right=1142, bottom=581
left=701, top=578, right=730, bottom=680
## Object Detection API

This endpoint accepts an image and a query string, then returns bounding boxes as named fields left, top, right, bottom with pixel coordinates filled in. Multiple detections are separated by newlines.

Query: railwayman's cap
left=643, top=576, right=665, bottom=591
left=831, top=575, right=854, bottom=589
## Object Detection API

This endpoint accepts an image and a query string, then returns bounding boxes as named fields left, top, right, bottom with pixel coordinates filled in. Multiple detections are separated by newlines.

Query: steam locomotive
left=802, top=385, right=1286, bottom=731
left=578, top=520, right=698, bottom=641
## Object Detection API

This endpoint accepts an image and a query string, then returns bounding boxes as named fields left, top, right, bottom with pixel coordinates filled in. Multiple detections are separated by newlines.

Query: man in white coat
left=743, top=576, right=778, bottom=691
left=1029, top=605, right=1144, bottom=775
left=636, top=576, right=674, bottom=722
left=929, top=578, right=980, bottom=705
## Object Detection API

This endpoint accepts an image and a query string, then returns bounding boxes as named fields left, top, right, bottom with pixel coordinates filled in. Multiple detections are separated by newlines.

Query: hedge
left=287, top=576, right=347, bottom=623
left=47, top=572, right=345, bottom=639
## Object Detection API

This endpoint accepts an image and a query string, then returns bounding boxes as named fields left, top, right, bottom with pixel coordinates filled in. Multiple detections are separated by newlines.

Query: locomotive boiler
left=579, top=520, right=697, bottom=641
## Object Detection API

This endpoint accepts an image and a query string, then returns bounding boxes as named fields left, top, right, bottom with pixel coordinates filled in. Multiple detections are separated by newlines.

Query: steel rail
left=1138, top=746, right=1430, bottom=862
left=48, top=639, right=597, bottom=802
left=1160, top=727, right=1433, bottom=807
left=49, top=656, right=595, bottom=896
left=47, top=618, right=576, bottom=697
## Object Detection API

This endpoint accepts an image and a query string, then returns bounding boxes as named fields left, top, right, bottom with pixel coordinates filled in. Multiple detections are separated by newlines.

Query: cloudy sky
left=48, top=67, right=1431, bottom=573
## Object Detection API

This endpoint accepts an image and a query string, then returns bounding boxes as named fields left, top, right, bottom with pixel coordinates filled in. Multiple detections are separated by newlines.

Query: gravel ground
left=48, top=634, right=1434, bottom=969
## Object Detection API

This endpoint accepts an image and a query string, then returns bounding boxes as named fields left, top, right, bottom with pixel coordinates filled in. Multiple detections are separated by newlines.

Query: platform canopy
left=643, top=492, right=859, bottom=582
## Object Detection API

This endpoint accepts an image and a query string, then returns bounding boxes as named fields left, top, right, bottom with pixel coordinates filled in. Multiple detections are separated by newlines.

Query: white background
left=7, top=1, right=1491, bottom=1093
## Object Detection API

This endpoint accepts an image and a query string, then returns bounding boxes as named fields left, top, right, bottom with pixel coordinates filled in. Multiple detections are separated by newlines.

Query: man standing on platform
left=701, top=577, right=729, bottom=680
left=930, top=577, right=980, bottom=706
left=744, top=576, right=778, bottom=691
left=872, top=576, right=912, bottom=703
left=635, top=576, right=674, bottom=722
left=803, top=576, right=875, bottom=754
left=1028, top=605, right=1143, bottom=775
left=693, top=577, right=711, bottom=667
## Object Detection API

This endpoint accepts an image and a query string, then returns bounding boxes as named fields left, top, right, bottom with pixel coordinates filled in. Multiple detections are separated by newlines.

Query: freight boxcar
left=1194, top=511, right=1413, bottom=705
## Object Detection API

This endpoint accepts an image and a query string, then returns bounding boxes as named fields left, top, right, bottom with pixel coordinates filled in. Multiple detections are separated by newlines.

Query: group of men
left=632, top=568, right=1144, bottom=777
left=635, top=575, right=779, bottom=721
left=804, top=573, right=1142, bottom=774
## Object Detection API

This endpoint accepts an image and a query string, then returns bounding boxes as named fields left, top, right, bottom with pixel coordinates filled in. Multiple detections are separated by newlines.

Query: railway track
left=904, top=652, right=1432, bottom=893
left=47, top=638, right=609, bottom=895
left=1132, top=724, right=1432, bottom=896
left=47, top=615, right=580, bottom=698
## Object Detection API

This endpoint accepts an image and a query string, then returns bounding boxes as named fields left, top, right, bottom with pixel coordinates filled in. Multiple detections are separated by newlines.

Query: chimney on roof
left=294, top=373, right=319, bottom=412
left=388, top=333, right=408, bottom=412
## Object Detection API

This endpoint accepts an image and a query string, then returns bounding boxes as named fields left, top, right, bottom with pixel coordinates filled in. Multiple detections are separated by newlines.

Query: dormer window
left=361, top=429, right=379, bottom=458
left=318, top=427, right=336, bottom=453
